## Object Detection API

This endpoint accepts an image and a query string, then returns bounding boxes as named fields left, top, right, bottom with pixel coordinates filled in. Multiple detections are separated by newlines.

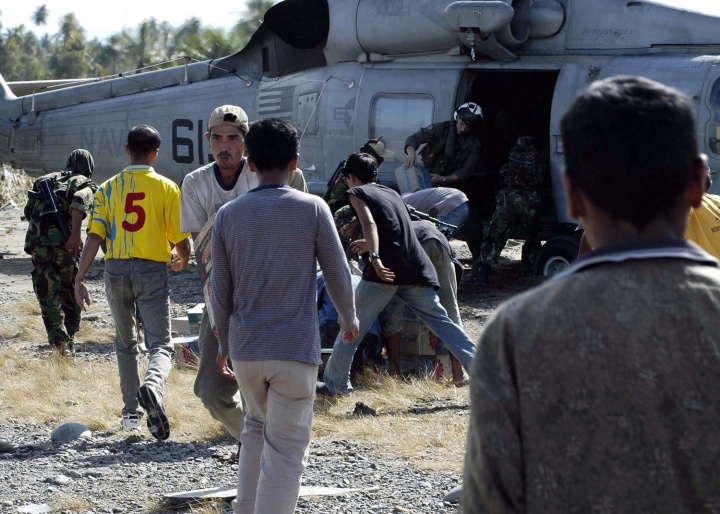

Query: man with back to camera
left=24, top=149, right=97, bottom=357
left=349, top=219, right=468, bottom=384
left=74, top=125, right=191, bottom=440
left=462, top=76, right=720, bottom=512
left=401, top=187, right=470, bottom=238
left=180, top=105, right=309, bottom=444
left=211, top=118, right=358, bottom=514
left=317, top=152, right=476, bottom=396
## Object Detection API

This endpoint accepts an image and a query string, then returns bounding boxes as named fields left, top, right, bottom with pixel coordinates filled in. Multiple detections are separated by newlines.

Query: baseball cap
left=361, top=137, right=394, bottom=163
left=207, top=105, right=249, bottom=134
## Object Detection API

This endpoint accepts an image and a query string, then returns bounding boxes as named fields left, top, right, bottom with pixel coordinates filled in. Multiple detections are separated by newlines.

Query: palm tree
left=49, top=13, right=90, bottom=78
left=32, top=5, right=49, bottom=27
left=56, top=13, right=84, bottom=49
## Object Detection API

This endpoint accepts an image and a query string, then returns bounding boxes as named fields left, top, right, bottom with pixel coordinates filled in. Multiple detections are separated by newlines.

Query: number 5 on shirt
left=122, top=192, right=146, bottom=232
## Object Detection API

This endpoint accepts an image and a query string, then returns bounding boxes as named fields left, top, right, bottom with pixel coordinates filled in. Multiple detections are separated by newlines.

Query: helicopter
left=2, top=0, right=720, bottom=275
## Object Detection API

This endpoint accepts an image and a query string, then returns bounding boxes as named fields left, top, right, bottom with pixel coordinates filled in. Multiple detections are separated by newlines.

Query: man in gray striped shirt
left=211, top=118, right=358, bottom=514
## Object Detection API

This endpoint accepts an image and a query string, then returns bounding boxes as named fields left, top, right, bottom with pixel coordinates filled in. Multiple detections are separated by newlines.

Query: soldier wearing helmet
left=403, top=103, right=487, bottom=260
left=403, top=102, right=484, bottom=189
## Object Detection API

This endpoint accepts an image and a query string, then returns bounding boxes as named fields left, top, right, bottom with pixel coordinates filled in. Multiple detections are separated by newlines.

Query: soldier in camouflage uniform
left=24, top=149, right=97, bottom=356
left=469, top=137, right=543, bottom=284
left=333, top=204, right=364, bottom=261
left=326, top=137, right=393, bottom=213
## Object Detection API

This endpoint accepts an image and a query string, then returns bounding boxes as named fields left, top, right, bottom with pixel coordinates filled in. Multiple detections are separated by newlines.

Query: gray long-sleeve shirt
left=211, top=185, right=357, bottom=365
left=462, top=240, right=720, bottom=513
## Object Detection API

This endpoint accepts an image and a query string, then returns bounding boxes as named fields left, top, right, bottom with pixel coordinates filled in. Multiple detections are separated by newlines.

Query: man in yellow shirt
left=74, top=125, right=190, bottom=440
left=686, top=161, right=720, bottom=258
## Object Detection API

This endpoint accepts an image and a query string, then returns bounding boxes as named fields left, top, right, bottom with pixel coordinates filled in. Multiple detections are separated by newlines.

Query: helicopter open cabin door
left=353, top=67, right=464, bottom=184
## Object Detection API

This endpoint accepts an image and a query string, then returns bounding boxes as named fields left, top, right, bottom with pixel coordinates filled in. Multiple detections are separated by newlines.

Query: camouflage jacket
left=404, top=121, right=483, bottom=185
left=499, top=136, right=543, bottom=191
left=327, top=175, right=350, bottom=213
left=24, top=171, right=97, bottom=253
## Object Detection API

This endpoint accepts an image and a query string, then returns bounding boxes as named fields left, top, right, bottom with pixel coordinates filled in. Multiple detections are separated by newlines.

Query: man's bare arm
left=348, top=194, right=395, bottom=283
left=74, top=233, right=103, bottom=310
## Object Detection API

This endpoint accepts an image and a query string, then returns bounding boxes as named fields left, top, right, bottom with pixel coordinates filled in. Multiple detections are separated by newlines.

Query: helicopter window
left=370, top=95, right=434, bottom=160
left=709, top=76, right=720, bottom=155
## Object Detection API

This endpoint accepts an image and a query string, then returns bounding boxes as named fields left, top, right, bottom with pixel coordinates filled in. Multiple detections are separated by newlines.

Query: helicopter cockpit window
left=370, top=95, right=434, bottom=161
left=709, top=76, right=720, bottom=155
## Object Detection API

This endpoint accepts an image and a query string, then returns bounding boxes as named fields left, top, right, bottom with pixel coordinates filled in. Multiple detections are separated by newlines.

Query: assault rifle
left=27, top=178, right=72, bottom=242
left=322, top=159, right=347, bottom=203
left=406, top=206, right=457, bottom=238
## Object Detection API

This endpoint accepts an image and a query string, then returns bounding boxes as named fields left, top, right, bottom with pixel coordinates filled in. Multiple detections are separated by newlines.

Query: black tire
left=533, top=236, right=580, bottom=277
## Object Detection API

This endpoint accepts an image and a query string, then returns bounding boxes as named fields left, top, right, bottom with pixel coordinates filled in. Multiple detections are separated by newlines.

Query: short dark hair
left=244, top=119, right=299, bottom=172
left=127, top=125, right=162, bottom=157
left=341, top=153, right=378, bottom=184
left=561, top=75, right=698, bottom=229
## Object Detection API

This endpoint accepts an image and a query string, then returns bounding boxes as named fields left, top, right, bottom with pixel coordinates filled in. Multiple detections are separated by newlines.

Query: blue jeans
left=438, top=202, right=470, bottom=237
left=105, top=258, right=173, bottom=414
left=322, top=280, right=476, bottom=394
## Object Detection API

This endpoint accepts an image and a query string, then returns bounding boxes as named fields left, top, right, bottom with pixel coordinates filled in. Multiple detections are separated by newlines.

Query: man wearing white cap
left=180, top=106, right=308, bottom=444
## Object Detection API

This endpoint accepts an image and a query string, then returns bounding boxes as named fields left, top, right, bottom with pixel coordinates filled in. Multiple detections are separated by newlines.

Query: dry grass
left=0, top=293, right=469, bottom=473
left=0, top=299, right=46, bottom=341
left=313, top=371, right=469, bottom=473
left=0, top=298, right=116, bottom=345
left=0, top=346, right=469, bottom=472
left=0, top=347, right=227, bottom=438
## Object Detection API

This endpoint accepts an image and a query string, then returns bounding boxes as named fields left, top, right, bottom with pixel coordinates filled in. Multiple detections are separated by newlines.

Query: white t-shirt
left=401, top=187, right=468, bottom=216
left=180, top=160, right=309, bottom=233
left=180, top=160, right=256, bottom=234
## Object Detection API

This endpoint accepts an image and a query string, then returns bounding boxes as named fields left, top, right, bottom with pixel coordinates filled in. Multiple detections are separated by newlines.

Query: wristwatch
left=369, top=252, right=380, bottom=261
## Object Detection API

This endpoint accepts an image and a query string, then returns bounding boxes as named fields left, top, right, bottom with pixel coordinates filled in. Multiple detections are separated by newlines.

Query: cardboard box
left=394, top=163, right=433, bottom=193
left=171, top=316, right=199, bottom=336
left=187, top=304, right=205, bottom=326
left=399, top=307, right=448, bottom=356
left=399, top=352, right=452, bottom=379
left=397, top=305, right=452, bottom=378
left=173, top=336, right=199, bottom=367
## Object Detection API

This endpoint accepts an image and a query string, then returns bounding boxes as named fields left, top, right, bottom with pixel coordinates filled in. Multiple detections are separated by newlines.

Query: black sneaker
left=137, top=385, right=170, bottom=441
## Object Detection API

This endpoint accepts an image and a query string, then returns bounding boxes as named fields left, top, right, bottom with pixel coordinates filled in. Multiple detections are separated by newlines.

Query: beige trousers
left=231, top=359, right=317, bottom=514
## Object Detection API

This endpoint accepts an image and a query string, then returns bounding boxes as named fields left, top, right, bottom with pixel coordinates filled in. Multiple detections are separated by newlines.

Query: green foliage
left=0, top=1, right=281, bottom=82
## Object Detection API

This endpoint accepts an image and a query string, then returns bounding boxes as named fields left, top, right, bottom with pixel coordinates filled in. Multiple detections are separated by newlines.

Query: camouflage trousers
left=477, top=189, right=540, bottom=269
left=30, top=245, right=80, bottom=347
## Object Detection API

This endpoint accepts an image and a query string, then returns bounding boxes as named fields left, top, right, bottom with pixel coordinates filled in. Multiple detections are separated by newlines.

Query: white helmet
left=454, top=102, right=484, bottom=123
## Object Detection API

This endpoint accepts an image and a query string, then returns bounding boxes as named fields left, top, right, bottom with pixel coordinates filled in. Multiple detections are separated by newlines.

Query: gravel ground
left=0, top=424, right=460, bottom=514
